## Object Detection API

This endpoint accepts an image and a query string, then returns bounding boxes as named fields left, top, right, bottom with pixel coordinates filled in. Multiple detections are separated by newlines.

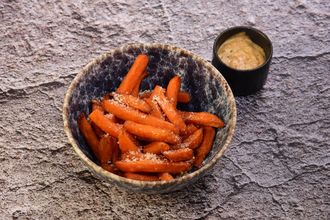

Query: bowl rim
left=213, top=26, right=273, bottom=72
left=63, top=43, right=237, bottom=188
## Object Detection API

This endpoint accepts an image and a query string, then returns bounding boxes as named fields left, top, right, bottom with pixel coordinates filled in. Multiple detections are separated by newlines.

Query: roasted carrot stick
left=166, top=75, right=181, bottom=107
left=159, top=172, right=174, bottom=181
left=102, top=99, right=179, bottom=134
left=91, top=122, right=105, bottom=138
left=194, top=126, right=215, bottom=167
left=179, top=111, right=225, bottom=128
left=98, top=135, right=114, bottom=164
left=112, top=139, right=120, bottom=163
left=92, top=100, right=104, bottom=112
left=89, top=109, right=122, bottom=138
left=112, top=93, right=151, bottom=113
left=139, top=91, right=152, bottom=99
left=162, top=148, right=194, bottom=162
left=123, top=173, right=160, bottom=181
left=131, top=70, right=148, bottom=97
left=153, top=86, right=186, bottom=131
left=145, top=86, right=166, bottom=119
left=121, top=150, right=143, bottom=161
left=78, top=113, right=100, bottom=159
left=142, top=91, right=191, bottom=103
left=116, top=54, right=149, bottom=94
left=143, top=142, right=170, bottom=154
left=104, top=113, right=119, bottom=123
left=181, top=128, right=203, bottom=149
left=180, top=123, right=199, bottom=137
left=123, top=121, right=181, bottom=144
left=118, top=129, right=140, bottom=153
left=115, top=160, right=192, bottom=173
left=144, top=98, right=165, bottom=120
left=177, top=92, right=191, bottom=103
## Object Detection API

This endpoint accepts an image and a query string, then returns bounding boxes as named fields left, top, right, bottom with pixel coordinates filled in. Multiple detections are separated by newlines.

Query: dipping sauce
left=217, top=32, right=266, bottom=70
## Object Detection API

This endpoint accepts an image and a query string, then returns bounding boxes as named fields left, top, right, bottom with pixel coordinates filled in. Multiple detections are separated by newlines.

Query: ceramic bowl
left=212, top=26, right=273, bottom=96
left=63, top=43, right=236, bottom=194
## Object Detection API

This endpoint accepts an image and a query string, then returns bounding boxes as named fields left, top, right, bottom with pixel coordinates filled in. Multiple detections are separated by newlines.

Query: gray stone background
left=1, top=0, right=329, bottom=219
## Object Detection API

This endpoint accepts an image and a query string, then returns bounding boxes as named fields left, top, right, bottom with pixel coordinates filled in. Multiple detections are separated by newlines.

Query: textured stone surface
left=0, top=0, right=329, bottom=219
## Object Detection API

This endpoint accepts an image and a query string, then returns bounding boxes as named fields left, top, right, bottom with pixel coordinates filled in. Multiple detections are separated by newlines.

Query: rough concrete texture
left=0, top=0, right=329, bottom=219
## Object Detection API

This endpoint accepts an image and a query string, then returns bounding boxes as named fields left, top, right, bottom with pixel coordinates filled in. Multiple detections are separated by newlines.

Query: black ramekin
left=212, top=26, right=273, bottom=96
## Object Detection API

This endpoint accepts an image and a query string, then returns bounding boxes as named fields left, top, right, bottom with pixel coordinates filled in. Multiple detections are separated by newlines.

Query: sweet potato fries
left=77, top=54, right=225, bottom=181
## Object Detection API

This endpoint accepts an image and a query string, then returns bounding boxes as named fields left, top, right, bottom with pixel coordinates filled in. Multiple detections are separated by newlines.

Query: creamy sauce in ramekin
left=218, top=32, right=266, bottom=70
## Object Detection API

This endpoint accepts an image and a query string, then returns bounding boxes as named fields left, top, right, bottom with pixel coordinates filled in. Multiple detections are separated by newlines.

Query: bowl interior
left=214, top=26, right=273, bottom=71
left=64, top=44, right=236, bottom=190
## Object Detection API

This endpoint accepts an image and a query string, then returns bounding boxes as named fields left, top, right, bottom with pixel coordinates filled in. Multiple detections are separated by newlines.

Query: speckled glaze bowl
left=63, top=43, right=236, bottom=194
